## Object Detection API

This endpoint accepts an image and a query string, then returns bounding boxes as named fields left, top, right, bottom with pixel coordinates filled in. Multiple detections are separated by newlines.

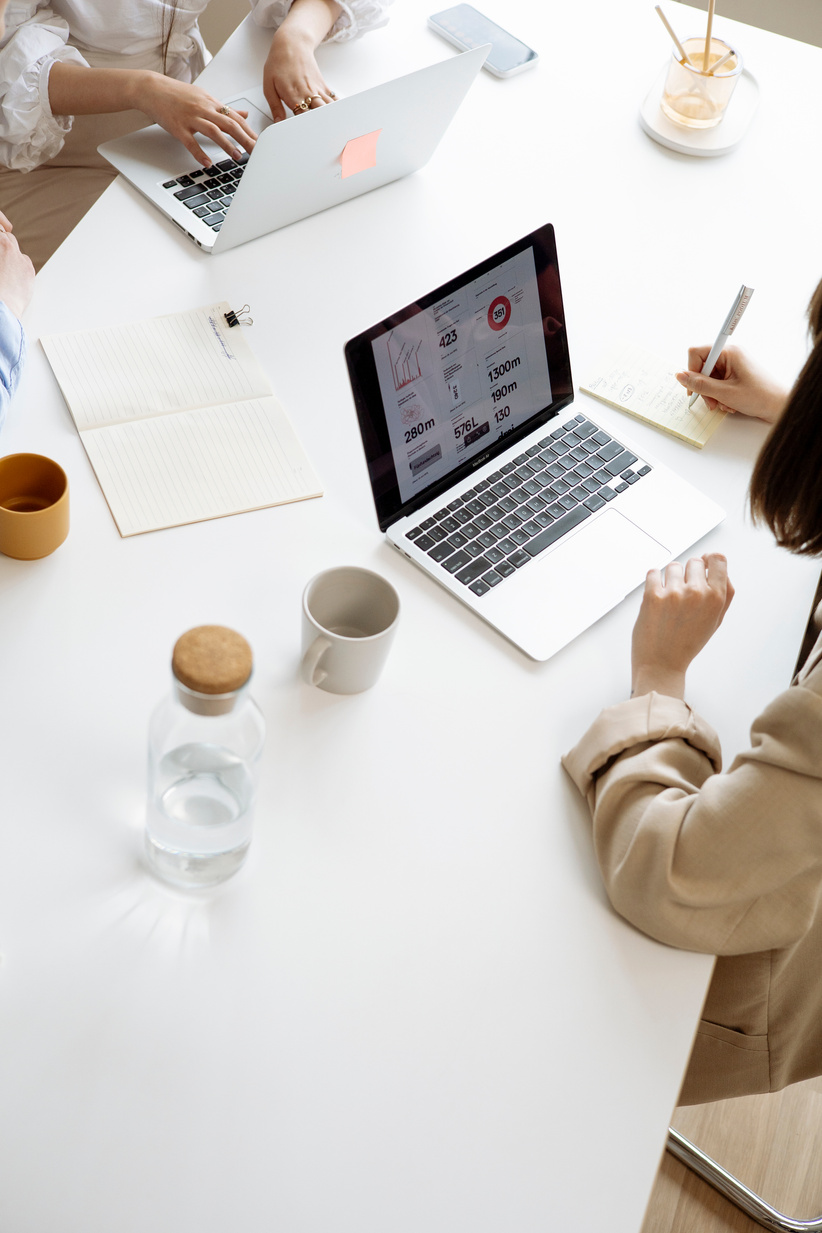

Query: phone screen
left=430, top=4, right=537, bottom=75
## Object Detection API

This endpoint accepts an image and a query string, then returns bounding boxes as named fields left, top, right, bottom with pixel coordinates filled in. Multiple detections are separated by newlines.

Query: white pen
left=689, top=284, right=755, bottom=408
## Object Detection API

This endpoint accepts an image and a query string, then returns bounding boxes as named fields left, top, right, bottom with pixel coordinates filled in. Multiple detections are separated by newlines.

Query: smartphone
left=428, top=4, right=538, bottom=78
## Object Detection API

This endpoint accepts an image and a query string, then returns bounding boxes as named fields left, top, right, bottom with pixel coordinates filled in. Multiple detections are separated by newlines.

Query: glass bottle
left=146, top=625, right=265, bottom=888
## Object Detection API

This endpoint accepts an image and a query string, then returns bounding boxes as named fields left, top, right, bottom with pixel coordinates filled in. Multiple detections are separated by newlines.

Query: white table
left=2, top=3, right=820, bottom=1230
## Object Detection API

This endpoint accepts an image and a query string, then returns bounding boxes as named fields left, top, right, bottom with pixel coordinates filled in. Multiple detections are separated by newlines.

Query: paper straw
left=654, top=5, right=695, bottom=66
left=703, top=0, right=716, bottom=70
left=708, top=46, right=735, bottom=74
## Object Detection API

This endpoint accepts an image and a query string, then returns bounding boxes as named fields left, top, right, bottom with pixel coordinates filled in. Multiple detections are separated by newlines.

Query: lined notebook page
left=581, top=342, right=726, bottom=448
left=41, top=303, right=271, bottom=429
left=81, top=398, right=322, bottom=537
left=41, top=303, right=322, bottom=536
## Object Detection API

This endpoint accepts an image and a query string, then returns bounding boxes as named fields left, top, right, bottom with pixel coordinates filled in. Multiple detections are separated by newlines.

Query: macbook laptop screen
left=345, top=224, right=574, bottom=531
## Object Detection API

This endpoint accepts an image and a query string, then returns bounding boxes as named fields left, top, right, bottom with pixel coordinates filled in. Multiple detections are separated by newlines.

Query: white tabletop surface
left=2, top=3, right=822, bottom=1231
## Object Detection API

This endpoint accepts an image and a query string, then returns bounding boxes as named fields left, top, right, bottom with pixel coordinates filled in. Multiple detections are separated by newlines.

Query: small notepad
left=41, top=303, right=322, bottom=536
left=580, top=341, right=726, bottom=448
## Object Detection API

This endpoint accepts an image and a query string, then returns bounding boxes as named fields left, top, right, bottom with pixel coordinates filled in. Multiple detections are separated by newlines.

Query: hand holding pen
left=674, top=283, right=788, bottom=423
left=686, top=284, right=754, bottom=409
left=676, top=345, right=788, bottom=423
left=675, top=347, right=788, bottom=424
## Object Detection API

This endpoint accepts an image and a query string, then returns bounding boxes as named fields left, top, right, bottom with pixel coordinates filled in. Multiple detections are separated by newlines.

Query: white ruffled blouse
left=0, top=0, right=393, bottom=171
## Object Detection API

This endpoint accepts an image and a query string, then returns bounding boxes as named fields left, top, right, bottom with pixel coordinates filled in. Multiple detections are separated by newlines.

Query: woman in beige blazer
left=563, top=279, right=822, bottom=1106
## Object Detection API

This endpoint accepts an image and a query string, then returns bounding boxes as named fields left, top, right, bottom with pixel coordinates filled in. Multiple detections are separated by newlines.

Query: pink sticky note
left=340, top=129, right=382, bottom=178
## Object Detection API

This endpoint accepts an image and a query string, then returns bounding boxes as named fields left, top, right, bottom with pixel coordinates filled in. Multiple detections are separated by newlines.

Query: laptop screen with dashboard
left=345, top=224, right=574, bottom=531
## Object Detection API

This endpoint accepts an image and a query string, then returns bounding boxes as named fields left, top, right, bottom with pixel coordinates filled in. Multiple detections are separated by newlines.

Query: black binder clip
left=224, top=304, right=253, bottom=328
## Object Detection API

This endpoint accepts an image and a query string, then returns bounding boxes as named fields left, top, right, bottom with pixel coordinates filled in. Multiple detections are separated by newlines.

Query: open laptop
left=98, top=46, right=489, bottom=254
left=344, top=224, right=725, bottom=661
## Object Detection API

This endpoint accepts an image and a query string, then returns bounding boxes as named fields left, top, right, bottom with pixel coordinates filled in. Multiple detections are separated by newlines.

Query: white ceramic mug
left=301, top=566, right=400, bottom=694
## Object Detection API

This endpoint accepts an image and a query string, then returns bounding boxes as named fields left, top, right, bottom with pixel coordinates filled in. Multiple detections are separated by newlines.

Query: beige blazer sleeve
left=561, top=663, right=822, bottom=957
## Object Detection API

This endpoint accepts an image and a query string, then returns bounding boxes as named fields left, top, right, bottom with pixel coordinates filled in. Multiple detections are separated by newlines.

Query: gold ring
left=328, top=90, right=337, bottom=100
left=294, top=99, right=310, bottom=112
left=219, top=104, right=231, bottom=115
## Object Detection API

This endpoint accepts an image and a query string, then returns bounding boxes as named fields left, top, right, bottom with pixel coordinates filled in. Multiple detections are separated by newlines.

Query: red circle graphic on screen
left=488, top=296, right=511, bottom=331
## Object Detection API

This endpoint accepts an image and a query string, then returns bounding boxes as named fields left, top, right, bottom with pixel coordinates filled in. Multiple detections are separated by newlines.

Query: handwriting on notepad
left=580, top=342, right=726, bottom=448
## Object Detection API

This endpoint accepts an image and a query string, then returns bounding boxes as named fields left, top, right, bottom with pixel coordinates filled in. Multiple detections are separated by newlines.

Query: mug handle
left=301, top=635, right=331, bottom=686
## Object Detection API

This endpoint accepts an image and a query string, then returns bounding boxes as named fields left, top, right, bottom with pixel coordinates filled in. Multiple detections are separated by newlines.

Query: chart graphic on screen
left=372, top=247, right=553, bottom=505
left=387, top=333, right=424, bottom=391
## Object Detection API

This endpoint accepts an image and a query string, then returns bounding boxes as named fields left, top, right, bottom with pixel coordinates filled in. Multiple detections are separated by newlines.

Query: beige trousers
left=0, top=108, right=152, bottom=272
left=0, top=24, right=207, bottom=273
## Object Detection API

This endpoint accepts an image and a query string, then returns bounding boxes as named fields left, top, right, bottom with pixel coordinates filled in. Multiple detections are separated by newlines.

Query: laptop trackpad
left=543, top=508, right=670, bottom=588
left=493, top=510, right=670, bottom=659
left=226, top=97, right=274, bottom=134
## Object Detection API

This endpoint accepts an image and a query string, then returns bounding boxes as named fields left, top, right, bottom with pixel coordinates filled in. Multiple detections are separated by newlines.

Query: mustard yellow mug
left=0, top=453, right=69, bottom=559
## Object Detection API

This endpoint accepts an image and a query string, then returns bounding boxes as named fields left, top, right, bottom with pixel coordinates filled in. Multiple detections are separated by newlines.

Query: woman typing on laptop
left=0, top=0, right=393, bottom=270
left=564, top=280, right=822, bottom=1105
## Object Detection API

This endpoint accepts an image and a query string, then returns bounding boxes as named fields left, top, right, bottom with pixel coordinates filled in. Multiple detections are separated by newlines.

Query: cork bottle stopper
left=172, top=625, right=253, bottom=695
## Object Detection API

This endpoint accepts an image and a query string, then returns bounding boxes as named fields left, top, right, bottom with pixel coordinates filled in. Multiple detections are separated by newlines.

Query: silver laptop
left=98, top=46, right=489, bottom=254
left=344, top=224, right=725, bottom=661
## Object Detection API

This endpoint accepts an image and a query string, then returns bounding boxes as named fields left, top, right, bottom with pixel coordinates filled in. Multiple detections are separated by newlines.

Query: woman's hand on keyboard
left=262, top=0, right=342, bottom=122
left=137, top=77, right=257, bottom=168
left=675, top=346, right=788, bottom=424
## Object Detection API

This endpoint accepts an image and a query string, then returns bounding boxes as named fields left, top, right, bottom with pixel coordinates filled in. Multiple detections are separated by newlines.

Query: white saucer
left=639, top=65, right=759, bottom=156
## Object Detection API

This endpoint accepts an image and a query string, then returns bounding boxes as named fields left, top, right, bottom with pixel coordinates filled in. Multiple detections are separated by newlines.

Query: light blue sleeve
left=0, top=299, right=26, bottom=433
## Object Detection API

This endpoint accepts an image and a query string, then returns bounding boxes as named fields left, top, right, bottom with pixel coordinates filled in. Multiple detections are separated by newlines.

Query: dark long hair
left=749, top=280, right=822, bottom=555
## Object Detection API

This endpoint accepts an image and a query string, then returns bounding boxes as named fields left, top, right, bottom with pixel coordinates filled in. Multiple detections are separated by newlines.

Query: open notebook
left=581, top=341, right=727, bottom=448
left=41, top=302, right=322, bottom=536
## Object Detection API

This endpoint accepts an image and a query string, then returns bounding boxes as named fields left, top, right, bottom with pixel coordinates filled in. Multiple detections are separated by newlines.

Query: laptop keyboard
left=404, top=414, right=652, bottom=597
left=162, top=153, right=250, bottom=232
